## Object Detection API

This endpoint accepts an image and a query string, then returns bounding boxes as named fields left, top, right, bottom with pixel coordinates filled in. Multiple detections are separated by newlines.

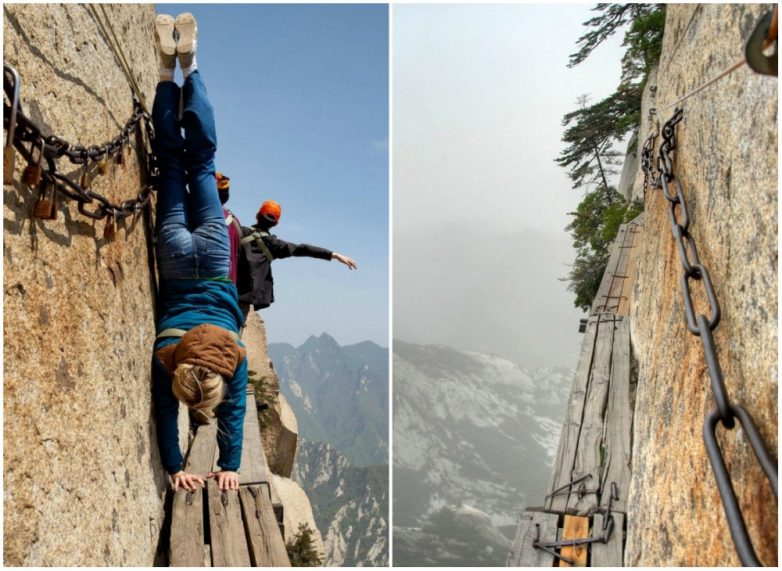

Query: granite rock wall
left=242, top=310, right=299, bottom=477
left=626, top=4, right=777, bottom=566
left=3, top=4, right=168, bottom=566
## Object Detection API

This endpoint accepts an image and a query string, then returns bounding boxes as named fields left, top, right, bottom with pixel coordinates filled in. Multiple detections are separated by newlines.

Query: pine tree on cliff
left=286, top=523, right=322, bottom=567
left=557, top=3, right=664, bottom=311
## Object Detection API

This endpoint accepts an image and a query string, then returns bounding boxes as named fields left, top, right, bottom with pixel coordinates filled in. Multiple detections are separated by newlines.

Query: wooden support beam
left=169, top=422, right=218, bottom=567
left=600, top=319, right=632, bottom=514
left=547, top=316, right=600, bottom=513
left=567, top=315, right=616, bottom=515
left=240, top=485, right=291, bottom=567
left=592, top=513, right=625, bottom=567
left=207, top=480, right=251, bottom=566
left=505, top=511, right=559, bottom=567
left=559, top=515, right=589, bottom=567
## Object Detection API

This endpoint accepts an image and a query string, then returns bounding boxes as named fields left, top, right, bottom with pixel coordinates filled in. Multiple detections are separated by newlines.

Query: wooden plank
left=169, top=422, right=218, bottom=567
left=604, top=229, right=629, bottom=314
left=559, top=515, right=589, bottom=567
left=591, top=225, right=627, bottom=314
left=599, top=319, right=632, bottom=514
left=592, top=513, right=624, bottom=567
left=211, top=388, right=269, bottom=485
left=239, top=389, right=269, bottom=485
left=616, top=223, right=642, bottom=315
left=240, top=486, right=291, bottom=567
left=206, top=480, right=251, bottom=566
left=547, top=316, right=600, bottom=513
left=505, top=511, right=558, bottom=567
left=567, top=315, right=616, bottom=515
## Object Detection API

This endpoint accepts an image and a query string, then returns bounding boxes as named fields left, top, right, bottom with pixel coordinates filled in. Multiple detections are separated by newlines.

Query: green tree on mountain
left=558, top=3, right=664, bottom=310
left=286, top=523, right=322, bottom=567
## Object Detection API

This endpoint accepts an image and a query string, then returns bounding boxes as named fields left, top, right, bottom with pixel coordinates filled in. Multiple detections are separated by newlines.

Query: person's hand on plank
left=171, top=471, right=206, bottom=491
left=208, top=470, right=240, bottom=491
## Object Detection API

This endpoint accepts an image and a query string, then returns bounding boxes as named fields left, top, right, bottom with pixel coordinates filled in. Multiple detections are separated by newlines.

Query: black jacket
left=237, top=225, right=333, bottom=309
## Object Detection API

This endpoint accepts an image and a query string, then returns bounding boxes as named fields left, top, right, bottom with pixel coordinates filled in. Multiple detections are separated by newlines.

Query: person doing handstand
left=151, top=13, right=245, bottom=493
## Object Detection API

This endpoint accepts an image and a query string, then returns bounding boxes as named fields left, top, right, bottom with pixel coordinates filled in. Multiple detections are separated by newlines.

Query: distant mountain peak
left=301, top=332, right=340, bottom=352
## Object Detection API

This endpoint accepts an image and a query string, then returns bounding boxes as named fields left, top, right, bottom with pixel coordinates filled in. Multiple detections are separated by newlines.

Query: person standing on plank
left=237, top=199, right=358, bottom=323
left=151, top=12, right=245, bottom=493
left=216, top=171, right=243, bottom=285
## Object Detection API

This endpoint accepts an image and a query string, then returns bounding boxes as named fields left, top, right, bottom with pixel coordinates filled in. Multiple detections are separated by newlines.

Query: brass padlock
left=103, top=213, right=117, bottom=240
left=79, top=162, right=90, bottom=190
left=97, top=157, right=109, bottom=175
left=3, top=146, right=16, bottom=184
left=22, top=141, right=44, bottom=187
left=32, top=180, right=57, bottom=220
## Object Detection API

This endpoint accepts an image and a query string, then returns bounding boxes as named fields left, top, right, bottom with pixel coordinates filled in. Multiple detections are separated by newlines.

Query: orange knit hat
left=258, top=200, right=282, bottom=225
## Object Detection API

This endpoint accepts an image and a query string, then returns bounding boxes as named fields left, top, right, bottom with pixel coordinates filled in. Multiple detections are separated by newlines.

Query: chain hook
left=745, top=8, right=778, bottom=76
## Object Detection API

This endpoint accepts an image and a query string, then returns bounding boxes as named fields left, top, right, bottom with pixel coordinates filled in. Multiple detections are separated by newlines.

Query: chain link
left=3, top=64, right=157, bottom=226
left=642, top=108, right=778, bottom=567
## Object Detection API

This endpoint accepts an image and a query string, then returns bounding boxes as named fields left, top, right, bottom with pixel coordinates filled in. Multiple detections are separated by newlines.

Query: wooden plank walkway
left=566, top=316, right=616, bottom=516
left=169, top=387, right=290, bottom=567
left=506, top=512, right=559, bottom=566
left=592, top=513, right=624, bottom=567
left=170, top=423, right=217, bottom=567
left=508, top=217, right=641, bottom=567
left=591, top=215, right=644, bottom=316
left=546, top=316, right=600, bottom=514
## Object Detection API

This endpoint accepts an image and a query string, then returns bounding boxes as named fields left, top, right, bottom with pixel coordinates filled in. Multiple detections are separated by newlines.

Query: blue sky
left=161, top=4, right=389, bottom=347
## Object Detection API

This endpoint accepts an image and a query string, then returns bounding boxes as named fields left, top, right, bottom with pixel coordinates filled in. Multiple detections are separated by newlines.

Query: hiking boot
left=154, top=14, right=177, bottom=69
left=175, top=13, right=198, bottom=69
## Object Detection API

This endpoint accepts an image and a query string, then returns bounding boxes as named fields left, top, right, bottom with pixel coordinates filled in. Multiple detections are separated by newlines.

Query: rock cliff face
left=242, top=311, right=299, bottom=477
left=626, top=4, right=777, bottom=566
left=3, top=5, right=164, bottom=566
left=272, top=473, right=327, bottom=562
left=294, top=440, right=388, bottom=567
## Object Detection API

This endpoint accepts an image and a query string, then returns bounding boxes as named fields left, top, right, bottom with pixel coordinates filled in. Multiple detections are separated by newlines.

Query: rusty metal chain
left=3, top=64, right=157, bottom=237
left=643, top=108, right=778, bottom=567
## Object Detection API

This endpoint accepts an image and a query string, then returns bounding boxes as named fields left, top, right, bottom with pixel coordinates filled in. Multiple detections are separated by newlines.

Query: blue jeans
left=152, top=71, right=229, bottom=279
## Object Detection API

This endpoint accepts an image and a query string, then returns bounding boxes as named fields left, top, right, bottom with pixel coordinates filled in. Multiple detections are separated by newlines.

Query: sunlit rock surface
left=3, top=4, right=165, bottom=565
left=626, top=3, right=777, bottom=565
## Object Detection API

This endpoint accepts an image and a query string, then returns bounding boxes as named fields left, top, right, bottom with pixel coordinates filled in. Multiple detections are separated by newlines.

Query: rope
left=98, top=5, right=147, bottom=107
left=660, top=58, right=746, bottom=113
left=660, top=5, right=702, bottom=74
left=88, top=4, right=148, bottom=112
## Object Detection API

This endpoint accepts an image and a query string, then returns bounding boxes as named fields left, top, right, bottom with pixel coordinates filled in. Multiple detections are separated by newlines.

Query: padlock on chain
left=32, top=179, right=57, bottom=220
left=97, top=156, right=109, bottom=176
left=3, top=145, right=16, bottom=185
left=79, top=161, right=91, bottom=190
left=22, top=140, right=44, bottom=187
left=103, top=212, right=117, bottom=241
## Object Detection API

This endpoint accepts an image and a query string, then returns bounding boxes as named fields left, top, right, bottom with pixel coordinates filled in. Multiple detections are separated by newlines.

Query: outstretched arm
left=331, top=252, right=357, bottom=269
